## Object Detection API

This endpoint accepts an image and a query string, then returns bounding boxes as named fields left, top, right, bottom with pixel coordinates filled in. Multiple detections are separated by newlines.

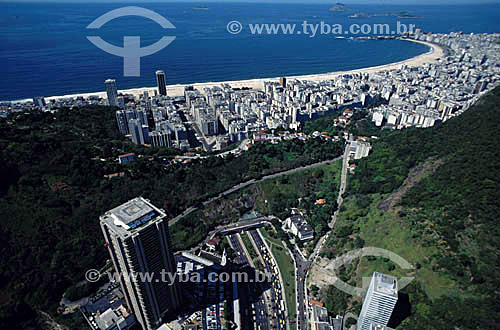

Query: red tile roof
left=119, top=153, right=135, bottom=158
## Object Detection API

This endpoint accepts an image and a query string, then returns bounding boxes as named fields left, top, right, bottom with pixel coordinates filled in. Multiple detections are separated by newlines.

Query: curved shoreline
left=17, top=38, right=444, bottom=103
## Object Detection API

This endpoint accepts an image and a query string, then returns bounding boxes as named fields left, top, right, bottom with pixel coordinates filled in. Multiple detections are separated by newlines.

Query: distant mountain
left=329, top=3, right=352, bottom=12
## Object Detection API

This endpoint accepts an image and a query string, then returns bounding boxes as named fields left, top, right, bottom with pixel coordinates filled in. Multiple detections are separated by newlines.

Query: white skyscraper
left=357, top=272, right=398, bottom=330
left=370, top=323, right=394, bottom=330
left=100, top=197, right=181, bottom=330
left=105, top=79, right=118, bottom=107
left=370, top=323, right=395, bottom=330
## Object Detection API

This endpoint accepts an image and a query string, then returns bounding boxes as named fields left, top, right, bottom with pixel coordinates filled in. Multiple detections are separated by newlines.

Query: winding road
left=169, top=156, right=344, bottom=226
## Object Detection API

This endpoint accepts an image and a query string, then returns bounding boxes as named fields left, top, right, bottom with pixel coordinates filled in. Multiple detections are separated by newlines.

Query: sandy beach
left=41, top=38, right=443, bottom=102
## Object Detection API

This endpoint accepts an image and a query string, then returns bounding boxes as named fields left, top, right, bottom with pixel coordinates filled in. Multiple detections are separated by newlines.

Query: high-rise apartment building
left=33, top=96, right=46, bottom=108
left=116, top=110, right=129, bottom=135
left=128, top=119, right=150, bottom=145
left=357, top=272, right=398, bottom=330
left=370, top=323, right=395, bottom=330
left=136, top=109, right=149, bottom=127
left=280, top=77, right=287, bottom=88
left=156, top=70, right=167, bottom=96
left=116, top=109, right=150, bottom=141
left=125, top=110, right=137, bottom=123
left=100, top=197, right=181, bottom=330
left=150, top=130, right=171, bottom=148
left=143, top=91, right=152, bottom=112
left=105, top=79, right=119, bottom=107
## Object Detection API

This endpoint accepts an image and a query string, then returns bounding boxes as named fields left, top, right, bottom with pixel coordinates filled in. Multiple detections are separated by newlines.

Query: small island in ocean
left=329, top=3, right=352, bottom=12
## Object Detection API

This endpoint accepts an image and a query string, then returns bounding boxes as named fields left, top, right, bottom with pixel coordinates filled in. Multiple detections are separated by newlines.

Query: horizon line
left=3, top=0, right=500, bottom=5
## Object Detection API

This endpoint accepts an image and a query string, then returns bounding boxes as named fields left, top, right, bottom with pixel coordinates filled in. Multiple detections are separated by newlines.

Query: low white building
left=284, top=215, right=313, bottom=241
left=349, top=141, right=372, bottom=160
left=372, top=112, right=384, bottom=127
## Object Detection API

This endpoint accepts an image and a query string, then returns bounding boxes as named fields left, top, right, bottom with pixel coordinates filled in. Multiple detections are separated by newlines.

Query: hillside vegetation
left=322, top=87, right=500, bottom=328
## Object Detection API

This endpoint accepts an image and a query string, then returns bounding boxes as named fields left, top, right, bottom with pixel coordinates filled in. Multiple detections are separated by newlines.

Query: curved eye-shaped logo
left=328, top=247, right=415, bottom=297
left=87, top=6, right=176, bottom=76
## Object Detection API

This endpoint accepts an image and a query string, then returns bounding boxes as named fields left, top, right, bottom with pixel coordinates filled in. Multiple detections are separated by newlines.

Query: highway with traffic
left=249, top=230, right=287, bottom=330
left=291, top=245, right=311, bottom=330
left=229, top=234, right=270, bottom=330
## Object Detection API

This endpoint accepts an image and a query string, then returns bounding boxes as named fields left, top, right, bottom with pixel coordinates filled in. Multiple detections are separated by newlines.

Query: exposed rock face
left=329, top=3, right=352, bottom=12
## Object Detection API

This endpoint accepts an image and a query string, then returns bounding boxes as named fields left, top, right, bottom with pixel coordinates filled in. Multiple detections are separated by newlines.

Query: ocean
left=1, top=2, right=500, bottom=101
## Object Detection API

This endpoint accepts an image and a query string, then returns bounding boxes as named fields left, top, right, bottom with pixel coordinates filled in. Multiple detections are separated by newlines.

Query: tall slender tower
left=357, top=272, right=398, bottom=330
left=100, top=197, right=180, bottom=330
left=156, top=70, right=167, bottom=96
left=105, top=79, right=118, bottom=106
left=280, top=77, right=287, bottom=88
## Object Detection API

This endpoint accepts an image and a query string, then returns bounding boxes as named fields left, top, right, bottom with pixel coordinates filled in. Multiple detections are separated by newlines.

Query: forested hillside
left=339, top=86, right=500, bottom=328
